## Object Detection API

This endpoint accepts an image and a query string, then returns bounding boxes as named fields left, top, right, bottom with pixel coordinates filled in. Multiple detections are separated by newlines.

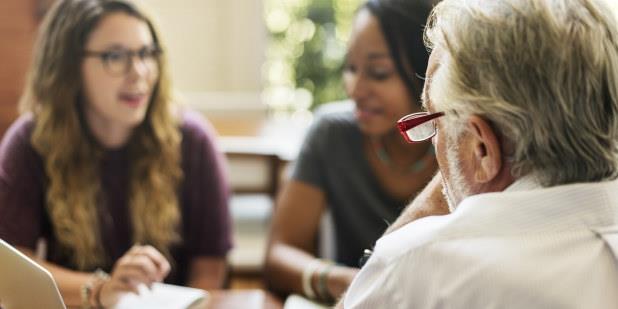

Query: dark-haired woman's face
left=344, top=9, right=418, bottom=137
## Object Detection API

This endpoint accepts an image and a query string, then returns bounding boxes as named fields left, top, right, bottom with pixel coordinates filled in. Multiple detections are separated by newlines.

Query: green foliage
left=264, top=0, right=363, bottom=112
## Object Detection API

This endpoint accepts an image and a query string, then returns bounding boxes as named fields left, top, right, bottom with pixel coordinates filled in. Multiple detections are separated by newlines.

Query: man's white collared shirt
left=344, top=179, right=618, bottom=308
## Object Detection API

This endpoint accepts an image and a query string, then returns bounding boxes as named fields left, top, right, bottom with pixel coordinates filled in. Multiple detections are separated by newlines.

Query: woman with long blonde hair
left=0, top=0, right=232, bottom=307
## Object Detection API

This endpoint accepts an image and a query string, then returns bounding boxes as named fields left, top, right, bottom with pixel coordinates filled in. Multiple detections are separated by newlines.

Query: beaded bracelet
left=93, top=269, right=110, bottom=308
left=80, top=269, right=109, bottom=309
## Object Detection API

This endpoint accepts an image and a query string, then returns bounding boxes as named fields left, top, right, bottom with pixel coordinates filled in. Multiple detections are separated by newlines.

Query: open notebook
left=113, top=283, right=209, bottom=309
left=283, top=294, right=330, bottom=309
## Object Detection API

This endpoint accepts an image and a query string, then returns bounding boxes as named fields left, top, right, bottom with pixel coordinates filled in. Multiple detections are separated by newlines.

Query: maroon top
left=0, top=111, right=233, bottom=285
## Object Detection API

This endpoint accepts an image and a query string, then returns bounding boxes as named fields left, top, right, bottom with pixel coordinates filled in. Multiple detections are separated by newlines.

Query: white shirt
left=344, top=179, right=618, bottom=308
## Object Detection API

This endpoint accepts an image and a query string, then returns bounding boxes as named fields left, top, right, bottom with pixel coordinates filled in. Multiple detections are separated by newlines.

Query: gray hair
left=425, top=0, right=618, bottom=186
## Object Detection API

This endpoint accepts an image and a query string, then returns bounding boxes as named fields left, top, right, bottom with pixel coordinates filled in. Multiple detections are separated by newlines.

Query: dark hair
left=364, top=0, right=436, bottom=105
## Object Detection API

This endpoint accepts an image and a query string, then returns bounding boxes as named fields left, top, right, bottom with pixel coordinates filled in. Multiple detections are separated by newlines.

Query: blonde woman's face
left=81, top=12, right=159, bottom=144
left=343, top=9, right=417, bottom=137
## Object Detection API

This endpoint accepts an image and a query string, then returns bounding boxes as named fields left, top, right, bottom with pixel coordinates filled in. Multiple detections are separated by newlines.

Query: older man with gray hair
left=340, top=0, right=618, bottom=307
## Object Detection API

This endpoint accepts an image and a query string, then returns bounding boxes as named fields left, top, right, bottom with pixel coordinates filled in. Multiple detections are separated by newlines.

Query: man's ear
left=466, top=115, right=502, bottom=183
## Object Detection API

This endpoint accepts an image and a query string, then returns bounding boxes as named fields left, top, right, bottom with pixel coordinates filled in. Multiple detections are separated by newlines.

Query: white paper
left=283, top=294, right=330, bottom=309
left=114, top=283, right=207, bottom=309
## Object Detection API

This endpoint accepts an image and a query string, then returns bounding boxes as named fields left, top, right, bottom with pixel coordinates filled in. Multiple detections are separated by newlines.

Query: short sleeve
left=179, top=111, right=233, bottom=257
left=289, top=115, right=332, bottom=189
left=0, top=115, right=46, bottom=249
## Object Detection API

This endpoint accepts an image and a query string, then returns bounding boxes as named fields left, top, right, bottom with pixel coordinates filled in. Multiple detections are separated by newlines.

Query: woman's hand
left=326, top=265, right=360, bottom=301
left=97, top=245, right=171, bottom=307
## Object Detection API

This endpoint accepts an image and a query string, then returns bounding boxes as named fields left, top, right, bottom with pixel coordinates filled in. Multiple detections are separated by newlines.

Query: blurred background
left=3, top=0, right=618, bottom=137
left=0, top=0, right=364, bottom=290
left=0, top=0, right=365, bottom=137
left=0, top=0, right=616, bottom=289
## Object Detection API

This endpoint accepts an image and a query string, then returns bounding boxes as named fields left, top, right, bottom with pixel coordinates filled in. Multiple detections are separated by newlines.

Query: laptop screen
left=0, top=239, right=66, bottom=309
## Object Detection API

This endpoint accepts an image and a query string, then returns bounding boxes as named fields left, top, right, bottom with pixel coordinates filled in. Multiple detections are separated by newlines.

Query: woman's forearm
left=265, top=242, right=318, bottom=295
left=186, top=256, right=228, bottom=290
left=265, top=242, right=358, bottom=300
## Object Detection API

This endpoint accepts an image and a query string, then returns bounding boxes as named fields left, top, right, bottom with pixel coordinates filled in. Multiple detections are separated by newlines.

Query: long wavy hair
left=19, top=0, right=183, bottom=270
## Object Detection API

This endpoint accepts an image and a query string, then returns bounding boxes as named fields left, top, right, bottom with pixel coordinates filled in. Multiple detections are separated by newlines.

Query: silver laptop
left=0, top=238, right=66, bottom=309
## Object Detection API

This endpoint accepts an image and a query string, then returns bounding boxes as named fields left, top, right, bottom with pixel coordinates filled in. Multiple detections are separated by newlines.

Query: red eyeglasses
left=396, top=111, right=445, bottom=143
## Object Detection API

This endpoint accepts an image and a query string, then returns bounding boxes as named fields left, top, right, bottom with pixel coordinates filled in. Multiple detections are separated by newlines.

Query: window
left=263, top=0, right=362, bottom=116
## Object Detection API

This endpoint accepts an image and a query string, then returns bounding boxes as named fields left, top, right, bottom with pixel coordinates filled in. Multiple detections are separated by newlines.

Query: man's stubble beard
left=442, top=135, right=471, bottom=212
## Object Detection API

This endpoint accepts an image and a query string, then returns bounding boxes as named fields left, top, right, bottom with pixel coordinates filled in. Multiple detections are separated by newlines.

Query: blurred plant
left=263, top=0, right=362, bottom=116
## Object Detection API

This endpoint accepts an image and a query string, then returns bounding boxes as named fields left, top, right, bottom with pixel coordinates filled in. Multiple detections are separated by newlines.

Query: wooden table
left=60, top=289, right=283, bottom=309
left=208, top=290, right=283, bottom=309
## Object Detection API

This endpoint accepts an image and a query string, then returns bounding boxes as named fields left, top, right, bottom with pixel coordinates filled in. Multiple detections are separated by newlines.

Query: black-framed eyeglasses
left=397, top=111, right=446, bottom=143
left=83, top=46, right=162, bottom=76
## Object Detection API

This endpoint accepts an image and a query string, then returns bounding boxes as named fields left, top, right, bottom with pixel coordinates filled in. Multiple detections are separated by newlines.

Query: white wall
left=139, top=0, right=266, bottom=110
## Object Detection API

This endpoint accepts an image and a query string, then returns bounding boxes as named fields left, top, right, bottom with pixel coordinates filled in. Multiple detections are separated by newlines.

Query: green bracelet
left=317, top=263, right=334, bottom=303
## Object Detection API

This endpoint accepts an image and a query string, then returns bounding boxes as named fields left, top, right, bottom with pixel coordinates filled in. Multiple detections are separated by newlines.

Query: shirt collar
left=504, top=174, right=541, bottom=192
